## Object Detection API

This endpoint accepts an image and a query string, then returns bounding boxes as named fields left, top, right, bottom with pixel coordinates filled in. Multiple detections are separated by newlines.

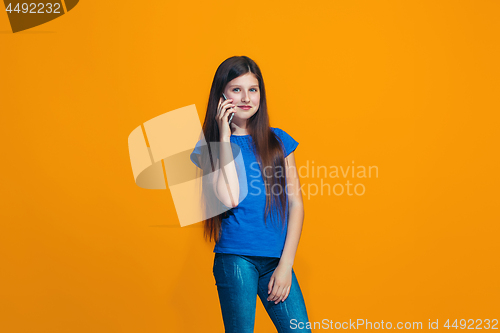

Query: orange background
left=1, top=1, right=499, bottom=332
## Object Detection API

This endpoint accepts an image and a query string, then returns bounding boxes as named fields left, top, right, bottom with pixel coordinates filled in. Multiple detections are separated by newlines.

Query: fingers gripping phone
left=222, top=93, right=235, bottom=126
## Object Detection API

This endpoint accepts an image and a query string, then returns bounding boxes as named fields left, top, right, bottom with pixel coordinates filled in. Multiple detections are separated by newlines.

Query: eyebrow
left=227, top=84, right=259, bottom=88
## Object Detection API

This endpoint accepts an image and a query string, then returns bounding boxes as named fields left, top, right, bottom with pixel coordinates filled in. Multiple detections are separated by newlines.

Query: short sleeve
left=190, top=140, right=204, bottom=168
left=271, top=127, right=299, bottom=157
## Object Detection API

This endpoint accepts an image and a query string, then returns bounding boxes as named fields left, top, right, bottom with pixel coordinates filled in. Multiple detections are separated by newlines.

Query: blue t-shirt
left=190, top=127, right=299, bottom=258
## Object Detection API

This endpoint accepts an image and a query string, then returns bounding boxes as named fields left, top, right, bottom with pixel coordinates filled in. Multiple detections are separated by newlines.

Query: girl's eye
left=232, top=88, right=258, bottom=92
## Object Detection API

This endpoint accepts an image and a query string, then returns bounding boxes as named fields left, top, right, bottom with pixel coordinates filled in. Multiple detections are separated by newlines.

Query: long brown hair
left=201, top=56, right=288, bottom=243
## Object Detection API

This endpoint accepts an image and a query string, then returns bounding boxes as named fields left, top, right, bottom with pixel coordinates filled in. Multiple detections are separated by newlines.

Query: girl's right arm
left=212, top=98, right=239, bottom=208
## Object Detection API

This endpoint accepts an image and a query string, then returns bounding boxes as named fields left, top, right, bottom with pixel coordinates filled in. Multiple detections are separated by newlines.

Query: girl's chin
left=232, top=111, right=258, bottom=122
left=236, top=112, right=257, bottom=119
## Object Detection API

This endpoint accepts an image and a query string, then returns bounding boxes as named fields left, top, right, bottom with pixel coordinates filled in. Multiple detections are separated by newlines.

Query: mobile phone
left=222, top=93, right=235, bottom=126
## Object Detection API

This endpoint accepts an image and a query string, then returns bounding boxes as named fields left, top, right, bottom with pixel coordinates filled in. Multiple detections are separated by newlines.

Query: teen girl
left=190, top=56, right=311, bottom=333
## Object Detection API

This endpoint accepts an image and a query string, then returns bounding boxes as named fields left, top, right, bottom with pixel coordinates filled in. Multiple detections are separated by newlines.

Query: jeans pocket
left=213, top=253, right=233, bottom=287
left=213, top=253, right=223, bottom=285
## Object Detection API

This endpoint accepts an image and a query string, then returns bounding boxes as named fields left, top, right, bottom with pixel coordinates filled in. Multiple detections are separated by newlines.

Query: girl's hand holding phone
left=217, top=94, right=236, bottom=141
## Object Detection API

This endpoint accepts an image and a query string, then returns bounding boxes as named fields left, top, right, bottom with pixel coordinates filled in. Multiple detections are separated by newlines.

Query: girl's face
left=223, top=72, right=260, bottom=123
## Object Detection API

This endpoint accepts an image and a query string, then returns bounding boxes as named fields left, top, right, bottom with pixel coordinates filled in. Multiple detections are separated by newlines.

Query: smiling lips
left=238, top=106, right=252, bottom=110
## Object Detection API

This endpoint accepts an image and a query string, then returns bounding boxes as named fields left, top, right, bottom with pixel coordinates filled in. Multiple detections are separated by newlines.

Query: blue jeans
left=213, top=253, right=311, bottom=333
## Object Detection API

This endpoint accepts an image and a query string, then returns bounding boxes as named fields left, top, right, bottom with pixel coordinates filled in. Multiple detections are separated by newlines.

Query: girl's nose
left=242, top=92, right=250, bottom=102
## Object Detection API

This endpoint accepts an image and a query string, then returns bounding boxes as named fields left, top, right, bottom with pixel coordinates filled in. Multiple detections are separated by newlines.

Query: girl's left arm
left=280, top=151, right=305, bottom=268
left=267, top=151, right=305, bottom=304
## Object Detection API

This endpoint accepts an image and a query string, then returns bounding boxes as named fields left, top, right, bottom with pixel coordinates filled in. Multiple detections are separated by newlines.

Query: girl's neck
left=230, top=122, right=249, bottom=136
